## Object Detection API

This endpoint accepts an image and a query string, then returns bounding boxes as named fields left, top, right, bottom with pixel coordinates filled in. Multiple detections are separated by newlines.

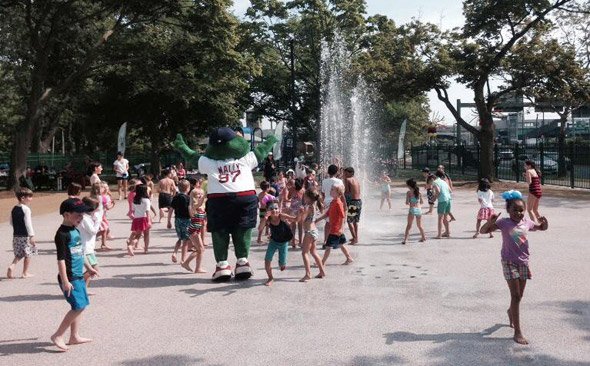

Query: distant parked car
left=543, top=152, right=572, bottom=170
left=513, top=154, right=558, bottom=175
left=498, top=150, right=514, bottom=160
left=0, top=162, right=9, bottom=173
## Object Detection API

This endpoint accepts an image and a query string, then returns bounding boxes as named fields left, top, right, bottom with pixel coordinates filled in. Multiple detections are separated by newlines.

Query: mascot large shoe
left=174, top=127, right=277, bottom=282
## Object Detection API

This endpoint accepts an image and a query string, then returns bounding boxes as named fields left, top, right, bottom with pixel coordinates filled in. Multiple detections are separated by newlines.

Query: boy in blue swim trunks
left=51, top=198, right=97, bottom=352
left=169, top=180, right=192, bottom=264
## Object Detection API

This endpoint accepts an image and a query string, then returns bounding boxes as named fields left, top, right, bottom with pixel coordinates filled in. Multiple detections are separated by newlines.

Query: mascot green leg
left=211, top=228, right=253, bottom=281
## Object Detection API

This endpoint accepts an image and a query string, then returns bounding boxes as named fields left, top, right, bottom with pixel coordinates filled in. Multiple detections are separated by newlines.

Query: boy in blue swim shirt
left=51, top=198, right=98, bottom=352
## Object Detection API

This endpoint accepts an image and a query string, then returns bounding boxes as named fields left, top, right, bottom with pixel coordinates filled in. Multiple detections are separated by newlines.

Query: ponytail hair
left=304, top=189, right=323, bottom=211
left=525, top=160, right=541, bottom=177
left=477, top=178, right=491, bottom=192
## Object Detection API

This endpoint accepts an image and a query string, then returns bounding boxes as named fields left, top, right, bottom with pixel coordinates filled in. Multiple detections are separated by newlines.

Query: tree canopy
left=1, top=0, right=588, bottom=187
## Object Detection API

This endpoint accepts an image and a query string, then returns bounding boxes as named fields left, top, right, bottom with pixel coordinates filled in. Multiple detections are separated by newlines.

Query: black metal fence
left=407, top=142, right=590, bottom=189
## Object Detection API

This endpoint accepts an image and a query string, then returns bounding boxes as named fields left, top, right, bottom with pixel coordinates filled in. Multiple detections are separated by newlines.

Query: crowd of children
left=2, top=155, right=552, bottom=350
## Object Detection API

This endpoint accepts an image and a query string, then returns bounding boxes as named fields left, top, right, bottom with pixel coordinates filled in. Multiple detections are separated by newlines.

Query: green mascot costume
left=174, top=128, right=277, bottom=281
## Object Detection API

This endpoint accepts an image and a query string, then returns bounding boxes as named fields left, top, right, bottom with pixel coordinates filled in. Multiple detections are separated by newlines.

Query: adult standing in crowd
left=113, top=152, right=130, bottom=200
left=263, top=153, right=276, bottom=182
left=88, top=162, right=103, bottom=186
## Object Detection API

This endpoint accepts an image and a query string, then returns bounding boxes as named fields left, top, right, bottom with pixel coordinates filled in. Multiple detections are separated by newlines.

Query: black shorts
left=116, top=174, right=129, bottom=181
left=158, top=192, right=173, bottom=209
left=206, top=194, right=258, bottom=232
left=324, top=234, right=346, bottom=249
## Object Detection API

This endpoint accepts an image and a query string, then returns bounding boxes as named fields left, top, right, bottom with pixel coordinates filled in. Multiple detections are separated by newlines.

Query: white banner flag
left=397, top=119, right=407, bottom=160
left=117, top=122, right=127, bottom=154
left=273, top=121, right=284, bottom=160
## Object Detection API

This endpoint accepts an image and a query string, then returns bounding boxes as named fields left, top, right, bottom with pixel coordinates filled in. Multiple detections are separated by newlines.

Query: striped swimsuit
left=528, top=175, right=542, bottom=199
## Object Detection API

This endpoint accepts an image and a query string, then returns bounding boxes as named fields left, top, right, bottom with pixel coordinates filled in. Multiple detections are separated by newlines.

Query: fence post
left=514, top=142, right=520, bottom=183
left=494, top=143, right=499, bottom=180
left=539, top=141, right=545, bottom=185
left=476, top=143, right=480, bottom=178
left=403, top=144, right=407, bottom=170
left=434, top=145, right=438, bottom=168
left=569, top=141, right=575, bottom=188
left=461, top=144, right=466, bottom=175
left=447, top=149, right=452, bottom=174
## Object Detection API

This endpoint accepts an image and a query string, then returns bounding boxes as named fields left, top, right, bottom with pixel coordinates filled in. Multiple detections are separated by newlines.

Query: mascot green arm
left=173, top=134, right=201, bottom=164
left=254, top=135, right=278, bottom=162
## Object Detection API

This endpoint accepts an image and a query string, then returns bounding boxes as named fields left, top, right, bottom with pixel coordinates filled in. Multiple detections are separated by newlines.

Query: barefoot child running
left=78, top=197, right=102, bottom=292
left=263, top=201, right=297, bottom=286
left=473, top=178, right=495, bottom=238
left=480, top=190, right=548, bottom=345
left=257, top=181, right=274, bottom=244
left=315, top=184, right=353, bottom=265
left=7, top=188, right=37, bottom=279
left=169, top=180, right=192, bottom=264
left=51, top=198, right=97, bottom=351
left=127, top=185, right=152, bottom=256
left=181, top=184, right=207, bottom=274
left=297, top=190, right=327, bottom=282
left=402, top=179, right=426, bottom=244
left=379, top=171, right=392, bottom=210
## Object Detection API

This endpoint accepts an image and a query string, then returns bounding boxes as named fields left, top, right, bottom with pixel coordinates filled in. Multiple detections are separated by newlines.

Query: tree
left=241, top=0, right=368, bottom=142
left=426, top=0, right=575, bottom=180
left=0, top=0, right=183, bottom=188
left=512, top=38, right=590, bottom=176
left=79, top=0, right=257, bottom=172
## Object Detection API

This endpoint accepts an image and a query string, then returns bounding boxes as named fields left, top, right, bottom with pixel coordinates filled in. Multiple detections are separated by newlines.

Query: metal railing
left=405, top=142, right=590, bottom=189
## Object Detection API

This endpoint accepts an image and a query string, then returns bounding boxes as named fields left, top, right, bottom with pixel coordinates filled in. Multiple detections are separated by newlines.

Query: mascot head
left=205, top=127, right=250, bottom=160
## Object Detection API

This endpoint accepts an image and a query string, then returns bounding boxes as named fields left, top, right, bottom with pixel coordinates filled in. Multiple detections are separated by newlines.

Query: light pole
left=289, top=36, right=296, bottom=167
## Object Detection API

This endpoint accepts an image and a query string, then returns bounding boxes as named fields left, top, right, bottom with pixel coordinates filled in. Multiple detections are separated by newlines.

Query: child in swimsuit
left=181, top=185, right=207, bottom=273
left=379, top=172, right=392, bottom=210
left=402, top=179, right=426, bottom=244
left=297, top=190, right=326, bottom=282
left=263, top=201, right=298, bottom=286
left=257, top=181, right=275, bottom=244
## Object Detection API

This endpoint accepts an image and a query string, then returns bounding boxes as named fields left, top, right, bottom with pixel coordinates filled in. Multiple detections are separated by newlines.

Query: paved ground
left=1, top=184, right=589, bottom=365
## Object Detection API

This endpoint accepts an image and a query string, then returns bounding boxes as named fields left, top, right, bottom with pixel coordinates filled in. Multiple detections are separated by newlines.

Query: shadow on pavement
left=101, top=262, right=169, bottom=268
left=384, top=323, right=588, bottom=365
left=180, top=279, right=261, bottom=298
left=346, top=353, right=406, bottom=365
left=92, top=275, right=197, bottom=289
left=119, top=354, right=213, bottom=365
left=543, top=300, right=590, bottom=341
left=384, top=323, right=510, bottom=345
left=0, top=339, right=61, bottom=356
left=0, top=294, right=63, bottom=302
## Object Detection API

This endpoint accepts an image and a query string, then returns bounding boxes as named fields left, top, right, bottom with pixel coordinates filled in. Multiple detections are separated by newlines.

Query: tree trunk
left=474, top=84, right=496, bottom=181
left=7, top=82, right=45, bottom=189
left=39, top=124, right=61, bottom=153
left=150, top=134, right=161, bottom=177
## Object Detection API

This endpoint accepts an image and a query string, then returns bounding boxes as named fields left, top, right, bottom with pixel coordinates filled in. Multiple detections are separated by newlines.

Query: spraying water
left=319, top=33, right=375, bottom=181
